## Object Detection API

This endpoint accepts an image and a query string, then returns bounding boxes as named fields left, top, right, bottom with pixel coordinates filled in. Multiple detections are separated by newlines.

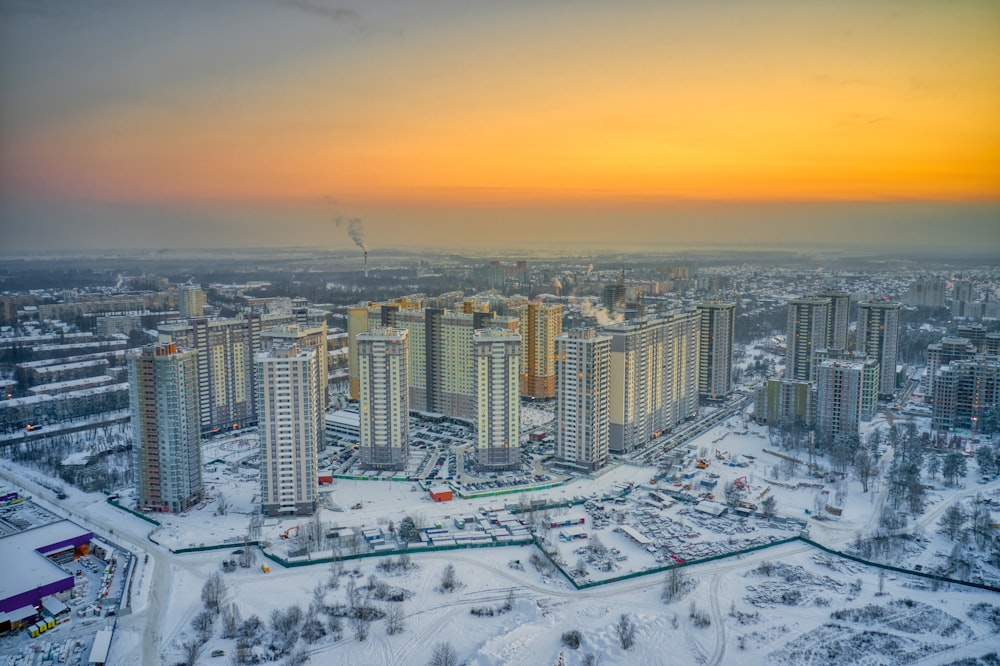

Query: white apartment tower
left=256, top=345, right=322, bottom=517
left=555, top=328, right=611, bottom=472
left=697, top=301, right=736, bottom=401
left=816, top=290, right=851, bottom=351
left=474, top=328, right=521, bottom=470
left=129, top=343, right=203, bottom=513
left=856, top=301, right=901, bottom=398
left=358, top=327, right=410, bottom=470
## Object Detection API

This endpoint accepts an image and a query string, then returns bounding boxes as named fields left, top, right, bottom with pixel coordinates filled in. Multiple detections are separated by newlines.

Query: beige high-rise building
left=129, top=343, right=203, bottom=513
left=555, top=328, right=611, bottom=472
left=262, top=322, right=329, bottom=411
left=510, top=302, right=562, bottom=399
left=347, top=297, right=421, bottom=400
left=474, top=328, right=521, bottom=470
left=177, top=284, right=206, bottom=318
left=257, top=345, right=322, bottom=517
left=358, top=327, right=409, bottom=470
left=604, top=310, right=700, bottom=454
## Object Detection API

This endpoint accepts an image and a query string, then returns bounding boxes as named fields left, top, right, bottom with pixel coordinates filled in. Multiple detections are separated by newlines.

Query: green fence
left=107, top=498, right=161, bottom=526
left=260, top=537, right=535, bottom=569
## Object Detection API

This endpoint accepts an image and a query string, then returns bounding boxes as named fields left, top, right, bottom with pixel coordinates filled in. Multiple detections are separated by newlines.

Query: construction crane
left=734, top=476, right=749, bottom=491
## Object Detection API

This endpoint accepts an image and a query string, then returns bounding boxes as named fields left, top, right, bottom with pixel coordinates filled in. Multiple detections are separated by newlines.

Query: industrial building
left=0, top=521, right=93, bottom=633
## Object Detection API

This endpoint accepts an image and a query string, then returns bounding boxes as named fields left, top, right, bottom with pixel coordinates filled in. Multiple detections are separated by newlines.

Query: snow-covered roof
left=0, top=520, right=91, bottom=608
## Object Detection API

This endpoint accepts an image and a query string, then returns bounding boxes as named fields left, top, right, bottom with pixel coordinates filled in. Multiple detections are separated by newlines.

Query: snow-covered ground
left=3, top=405, right=1000, bottom=665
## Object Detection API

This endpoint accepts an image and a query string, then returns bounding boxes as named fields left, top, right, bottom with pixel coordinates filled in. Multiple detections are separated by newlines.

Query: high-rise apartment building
left=510, top=302, right=562, bottom=399
left=925, top=336, right=977, bottom=398
left=816, top=291, right=850, bottom=351
left=604, top=311, right=700, bottom=454
left=785, top=297, right=830, bottom=382
left=904, top=279, right=946, bottom=308
left=755, top=379, right=814, bottom=427
left=931, top=357, right=1000, bottom=432
left=177, top=284, right=206, bottom=318
left=697, top=301, right=736, bottom=401
left=347, top=297, right=421, bottom=400
left=856, top=301, right=901, bottom=398
left=474, top=328, right=521, bottom=470
left=261, top=322, right=329, bottom=411
left=357, top=327, right=409, bottom=470
left=129, top=343, right=203, bottom=513
left=159, top=315, right=262, bottom=434
left=816, top=359, right=867, bottom=441
left=554, top=328, right=611, bottom=472
left=256, top=345, right=322, bottom=517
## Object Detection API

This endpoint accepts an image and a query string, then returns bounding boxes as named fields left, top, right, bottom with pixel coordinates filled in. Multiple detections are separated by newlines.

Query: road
left=0, top=465, right=170, bottom=665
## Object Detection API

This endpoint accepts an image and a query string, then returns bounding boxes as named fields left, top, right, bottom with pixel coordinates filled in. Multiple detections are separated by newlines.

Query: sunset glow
left=1, top=1, right=998, bottom=251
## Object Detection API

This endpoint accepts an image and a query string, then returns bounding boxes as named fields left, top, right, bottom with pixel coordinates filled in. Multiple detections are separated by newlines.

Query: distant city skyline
left=1, top=2, right=998, bottom=254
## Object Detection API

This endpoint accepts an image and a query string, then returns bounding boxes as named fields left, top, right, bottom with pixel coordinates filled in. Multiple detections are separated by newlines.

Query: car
left=211, top=650, right=227, bottom=657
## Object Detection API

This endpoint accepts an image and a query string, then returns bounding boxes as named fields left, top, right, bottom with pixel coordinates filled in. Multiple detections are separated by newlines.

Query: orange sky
left=1, top=1, right=998, bottom=251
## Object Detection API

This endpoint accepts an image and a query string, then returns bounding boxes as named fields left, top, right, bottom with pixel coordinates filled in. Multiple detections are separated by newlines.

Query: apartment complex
left=816, top=290, right=851, bottom=351
left=129, top=343, right=203, bottom=513
left=931, top=357, right=1000, bottom=433
left=815, top=359, right=869, bottom=441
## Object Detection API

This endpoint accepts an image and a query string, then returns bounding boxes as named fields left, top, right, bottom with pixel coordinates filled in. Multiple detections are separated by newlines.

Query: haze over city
left=2, top=1, right=999, bottom=254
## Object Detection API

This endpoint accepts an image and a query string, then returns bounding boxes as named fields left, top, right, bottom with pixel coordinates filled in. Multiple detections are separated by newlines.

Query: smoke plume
left=335, top=216, right=368, bottom=252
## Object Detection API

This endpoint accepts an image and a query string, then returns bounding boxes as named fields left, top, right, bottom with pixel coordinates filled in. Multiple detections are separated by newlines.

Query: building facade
left=604, top=311, right=700, bottom=454
left=856, top=301, right=901, bottom=398
left=785, top=297, right=830, bottom=383
left=511, top=302, right=562, bottom=399
left=261, top=322, right=329, bottom=411
left=554, top=328, right=611, bottom=472
left=129, top=343, right=203, bottom=513
left=815, top=359, right=865, bottom=442
left=931, top=358, right=1000, bottom=433
left=816, top=290, right=851, bottom=351
left=357, top=327, right=410, bottom=470
left=474, top=328, right=521, bottom=470
left=256, top=346, right=322, bottom=517
left=176, top=284, right=206, bottom=318
left=696, top=301, right=736, bottom=401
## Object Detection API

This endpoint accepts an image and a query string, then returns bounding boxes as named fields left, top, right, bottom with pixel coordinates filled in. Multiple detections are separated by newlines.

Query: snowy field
left=3, top=402, right=1000, bottom=665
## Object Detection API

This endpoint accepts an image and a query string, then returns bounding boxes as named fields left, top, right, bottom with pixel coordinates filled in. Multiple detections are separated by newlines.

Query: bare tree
left=215, top=493, right=230, bottom=516
left=351, top=614, right=370, bottom=641
left=201, top=571, right=227, bottom=614
left=191, top=609, right=215, bottom=642
left=438, top=563, right=459, bottom=593
left=281, top=649, right=310, bottom=666
left=385, top=604, right=405, bottom=635
left=615, top=613, right=636, bottom=650
left=428, top=642, right=458, bottom=666
left=180, top=639, right=204, bottom=666
left=661, top=564, right=686, bottom=603
left=760, top=494, right=777, bottom=519
left=221, top=602, right=241, bottom=639
left=582, top=653, right=601, bottom=666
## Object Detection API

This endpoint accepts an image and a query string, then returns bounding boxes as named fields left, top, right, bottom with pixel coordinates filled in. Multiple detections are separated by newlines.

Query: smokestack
left=364, top=250, right=368, bottom=278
